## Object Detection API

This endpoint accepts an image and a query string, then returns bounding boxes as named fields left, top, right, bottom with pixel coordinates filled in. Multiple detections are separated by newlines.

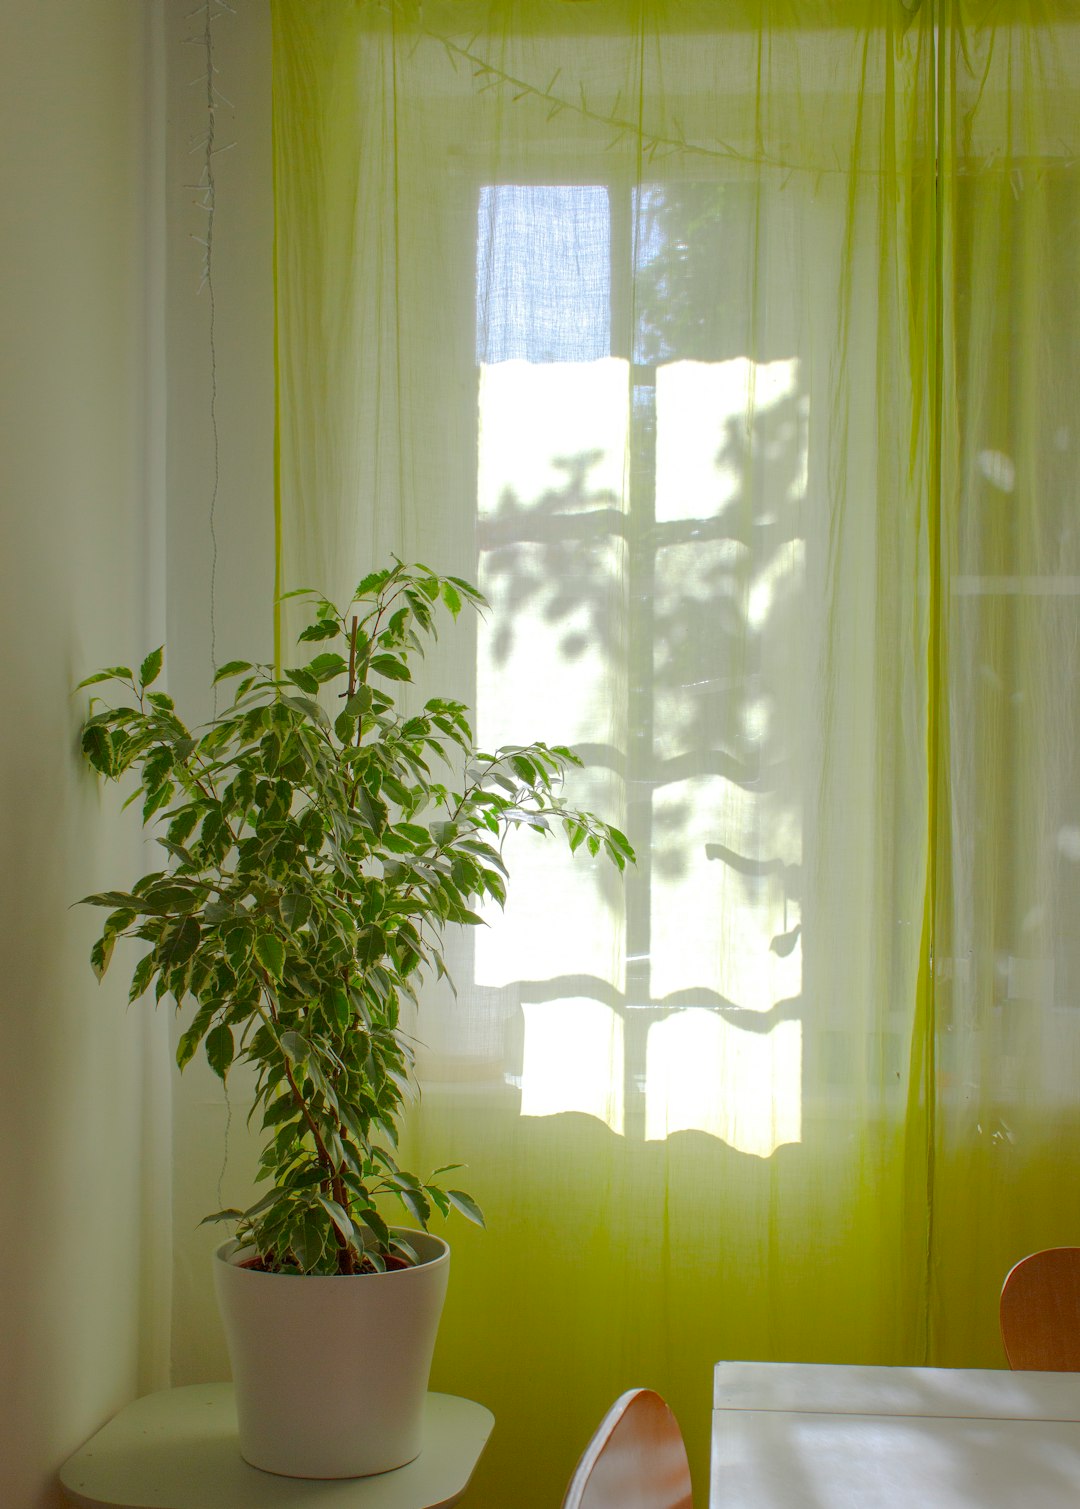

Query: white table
left=712, top=1361, right=1080, bottom=1508
left=60, top=1386, right=493, bottom=1509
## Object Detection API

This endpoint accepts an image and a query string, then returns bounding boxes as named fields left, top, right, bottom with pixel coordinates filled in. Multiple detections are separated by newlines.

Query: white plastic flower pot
left=213, top=1230, right=450, bottom=1479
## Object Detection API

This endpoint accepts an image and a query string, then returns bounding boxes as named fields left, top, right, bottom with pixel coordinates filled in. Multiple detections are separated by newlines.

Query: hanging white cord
left=185, top=0, right=236, bottom=707
left=186, top=0, right=237, bottom=1205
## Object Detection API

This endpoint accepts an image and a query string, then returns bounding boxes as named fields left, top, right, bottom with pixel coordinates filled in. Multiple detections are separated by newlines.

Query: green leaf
left=315, top=1195, right=358, bottom=1247
left=280, top=894, right=312, bottom=931
left=605, top=843, right=626, bottom=873
left=297, top=619, right=340, bottom=642
left=158, top=916, right=200, bottom=970
left=606, top=824, right=634, bottom=857
left=81, top=723, right=114, bottom=776
left=78, top=881, right=135, bottom=905
left=239, top=1187, right=289, bottom=1223
left=357, top=1209, right=392, bottom=1253
left=282, top=695, right=330, bottom=730
left=326, top=987, right=351, bottom=1031
left=284, top=667, right=319, bottom=695
left=138, top=881, right=200, bottom=912
left=261, top=1094, right=300, bottom=1129
left=254, top=934, right=285, bottom=978
left=396, top=1184, right=431, bottom=1226
left=370, top=654, right=412, bottom=682
left=445, top=1189, right=486, bottom=1227
left=308, top=653, right=348, bottom=682
left=90, top=933, right=115, bottom=980
left=142, top=781, right=174, bottom=823
left=394, top=823, right=431, bottom=846
left=200, top=900, right=235, bottom=925
left=141, top=746, right=175, bottom=792
left=167, top=807, right=200, bottom=845
left=206, top=1023, right=235, bottom=1081
left=440, top=581, right=462, bottom=617
left=510, top=754, right=537, bottom=785
left=128, top=952, right=156, bottom=1003
left=354, top=569, right=391, bottom=597
left=139, top=647, right=164, bottom=688
left=213, top=660, right=253, bottom=684
left=446, top=574, right=486, bottom=604
left=482, top=870, right=507, bottom=906
left=423, top=1185, right=450, bottom=1218
left=79, top=881, right=132, bottom=905
left=223, top=923, right=253, bottom=973
left=199, top=807, right=227, bottom=855
left=345, top=688, right=373, bottom=717
left=278, top=1030, right=309, bottom=1065
left=390, top=1233, right=422, bottom=1265
left=176, top=1000, right=217, bottom=1070
left=291, top=1215, right=328, bottom=1273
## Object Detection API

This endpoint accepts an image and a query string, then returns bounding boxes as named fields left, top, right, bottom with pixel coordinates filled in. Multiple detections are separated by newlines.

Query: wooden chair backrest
left=560, top=1389, right=694, bottom=1509
left=1000, top=1247, right=1080, bottom=1370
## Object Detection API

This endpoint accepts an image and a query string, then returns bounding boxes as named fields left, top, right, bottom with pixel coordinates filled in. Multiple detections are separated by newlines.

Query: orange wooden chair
left=1000, top=1247, right=1080, bottom=1370
left=560, top=1389, right=694, bottom=1509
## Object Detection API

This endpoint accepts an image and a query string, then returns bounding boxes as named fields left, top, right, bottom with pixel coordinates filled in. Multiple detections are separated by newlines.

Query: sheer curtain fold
left=272, top=3, right=1080, bottom=1502
left=931, top=0, right=1080, bottom=1362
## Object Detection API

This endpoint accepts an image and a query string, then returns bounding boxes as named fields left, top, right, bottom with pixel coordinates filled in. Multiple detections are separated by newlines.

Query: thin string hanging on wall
left=185, top=0, right=237, bottom=1199
left=434, top=30, right=751, bottom=167
left=185, top=0, right=236, bottom=709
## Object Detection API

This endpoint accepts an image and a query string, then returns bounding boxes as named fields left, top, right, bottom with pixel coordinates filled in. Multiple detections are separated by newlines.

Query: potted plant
left=78, top=561, right=633, bottom=1479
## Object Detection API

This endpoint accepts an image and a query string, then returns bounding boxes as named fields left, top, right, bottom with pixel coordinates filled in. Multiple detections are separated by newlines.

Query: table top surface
left=711, top=1362, right=1080, bottom=1509
left=60, top=1386, right=494, bottom=1509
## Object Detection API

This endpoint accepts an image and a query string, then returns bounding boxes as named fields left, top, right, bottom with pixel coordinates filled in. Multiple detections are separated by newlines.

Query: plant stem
left=347, top=615, right=358, bottom=698
left=278, top=1052, right=356, bottom=1275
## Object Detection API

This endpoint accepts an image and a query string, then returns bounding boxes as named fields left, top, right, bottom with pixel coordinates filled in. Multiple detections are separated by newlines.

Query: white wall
left=0, top=1, right=280, bottom=1492
left=0, top=4, right=170, bottom=1505
left=162, top=0, right=276, bottom=1384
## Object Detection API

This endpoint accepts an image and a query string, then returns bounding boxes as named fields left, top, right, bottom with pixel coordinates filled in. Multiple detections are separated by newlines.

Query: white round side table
left=60, top=1386, right=494, bottom=1509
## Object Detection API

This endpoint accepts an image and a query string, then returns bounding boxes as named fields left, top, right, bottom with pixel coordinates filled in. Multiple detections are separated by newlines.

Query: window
left=474, top=179, right=808, bottom=1154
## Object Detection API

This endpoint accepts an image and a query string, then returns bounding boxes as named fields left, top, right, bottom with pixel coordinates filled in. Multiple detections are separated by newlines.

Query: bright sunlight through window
left=474, top=184, right=806, bottom=1158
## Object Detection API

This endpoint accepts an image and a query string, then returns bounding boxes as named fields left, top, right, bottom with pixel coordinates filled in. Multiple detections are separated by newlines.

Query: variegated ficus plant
left=77, top=563, right=633, bottom=1276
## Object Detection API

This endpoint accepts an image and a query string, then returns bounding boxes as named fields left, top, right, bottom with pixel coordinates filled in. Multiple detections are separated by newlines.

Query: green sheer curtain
left=931, top=2, right=1080, bottom=1364
left=271, top=3, right=1080, bottom=1503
